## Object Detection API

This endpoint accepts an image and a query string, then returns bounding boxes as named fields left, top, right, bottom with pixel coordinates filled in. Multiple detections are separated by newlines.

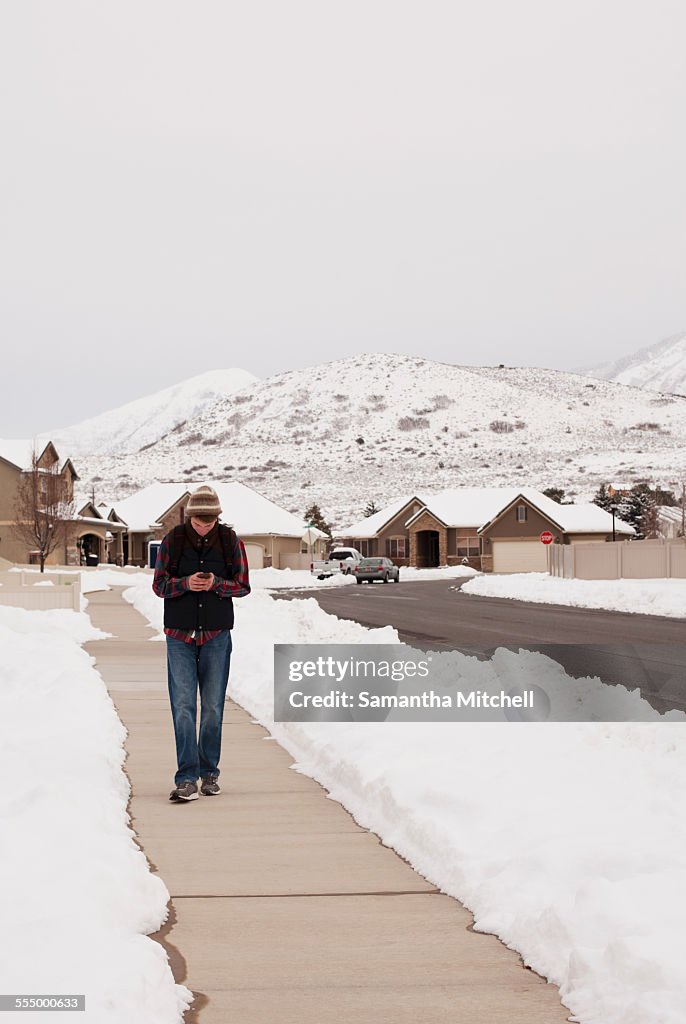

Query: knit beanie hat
left=186, top=485, right=222, bottom=518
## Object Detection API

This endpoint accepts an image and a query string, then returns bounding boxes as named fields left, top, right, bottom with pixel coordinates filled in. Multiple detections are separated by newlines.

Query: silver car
left=354, top=556, right=400, bottom=584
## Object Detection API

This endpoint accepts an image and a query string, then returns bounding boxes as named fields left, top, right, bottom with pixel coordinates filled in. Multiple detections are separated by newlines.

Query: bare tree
left=12, top=453, right=75, bottom=572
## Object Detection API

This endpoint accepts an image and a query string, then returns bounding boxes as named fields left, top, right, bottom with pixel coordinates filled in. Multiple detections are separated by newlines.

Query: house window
left=358, top=540, right=374, bottom=557
left=457, top=537, right=480, bottom=557
left=386, top=537, right=407, bottom=559
left=516, top=505, right=527, bottom=522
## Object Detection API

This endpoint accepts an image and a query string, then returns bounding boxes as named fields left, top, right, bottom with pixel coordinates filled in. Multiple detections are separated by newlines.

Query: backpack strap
left=168, top=524, right=187, bottom=577
left=168, top=522, right=236, bottom=578
left=218, top=524, right=237, bottom=578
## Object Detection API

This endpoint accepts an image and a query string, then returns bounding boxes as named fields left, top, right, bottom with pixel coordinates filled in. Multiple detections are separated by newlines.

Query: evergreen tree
left=363, top=499, right=380, bottom=518
left=304, top=503, right=332, bottom=538
left=542, top=487, right=567, bottom=504
left=592, top=483, right=614, bottom=512
left=622, top=484, right=657, bottom=539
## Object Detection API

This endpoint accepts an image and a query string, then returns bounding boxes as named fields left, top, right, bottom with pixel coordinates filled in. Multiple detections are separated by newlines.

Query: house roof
left=476, top=491, right=634, bottom=535
left=75, top=497, right=103, bottom=517
left=112, top=480, right=314, bottom=537
left=342, top=487, right=635, bottom=537
left=75, top=515, right=127, bottom=530
left=657, top=505, right=685, bottom=524
left=404, top=506, right=451, bottom=530
left=544, top=501, right=634, bottom=535
left=96, top=502, right=126, bottom=523
left=203, top=481, right=319, bottom=536
left=112, top=482, right=192, bottom=531
left=340, top=494, right=424, bottom=538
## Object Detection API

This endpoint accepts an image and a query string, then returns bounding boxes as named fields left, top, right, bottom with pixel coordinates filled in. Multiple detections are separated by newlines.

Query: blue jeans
left=166, top=631, right=233, bottom=785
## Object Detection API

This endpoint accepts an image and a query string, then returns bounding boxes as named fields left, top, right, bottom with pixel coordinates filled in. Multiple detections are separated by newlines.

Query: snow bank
left=80, top=568, right=153, bottom=594
left=0, top=605, right=192, bottom=1022
left=250, top=566, right=356, bottom=589
left=398, top=564, right=479, bottom=581
left=10, top=560, right=478, bottom=602
left=251, top=564, right=478, bottom=590
left=122, top=573, right=686, bottom=1024
left=461, top=572, right=686, bottom=619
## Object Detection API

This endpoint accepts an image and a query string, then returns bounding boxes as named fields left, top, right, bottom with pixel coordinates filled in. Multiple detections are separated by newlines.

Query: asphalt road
left=275, top=578, right=686, bottom=715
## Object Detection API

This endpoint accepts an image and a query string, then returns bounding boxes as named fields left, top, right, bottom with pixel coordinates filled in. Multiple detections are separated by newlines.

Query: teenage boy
left=152, top=485, right=251, bottom=801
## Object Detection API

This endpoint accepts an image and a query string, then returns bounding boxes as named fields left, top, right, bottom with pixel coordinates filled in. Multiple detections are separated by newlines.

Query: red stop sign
left=540, top=531, right=554, bottom=545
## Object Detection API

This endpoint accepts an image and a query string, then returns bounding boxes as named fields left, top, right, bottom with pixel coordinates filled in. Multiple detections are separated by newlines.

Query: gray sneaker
left=200, top=775, right=221, bottom=796
left=169, top=780, right=199, bottom=802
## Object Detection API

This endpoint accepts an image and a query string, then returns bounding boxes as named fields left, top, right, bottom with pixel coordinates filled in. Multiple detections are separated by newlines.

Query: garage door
left=491, top=540, right=549, bottom=574
left=244, top=543, right=265, bottom=570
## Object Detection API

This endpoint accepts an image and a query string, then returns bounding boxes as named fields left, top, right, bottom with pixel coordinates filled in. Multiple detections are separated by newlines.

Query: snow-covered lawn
left=121, top=574, right=686, bottom=1024
left=461, top=572, right=686, bottom=619
left=0, top=604, right=191, bottom=1022
left=252, top=563, right=478, bottom=589
left=18, top=562, right=479, bottom=598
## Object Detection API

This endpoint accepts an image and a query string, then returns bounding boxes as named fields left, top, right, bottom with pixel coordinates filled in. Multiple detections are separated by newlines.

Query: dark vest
left=163, top=526, right=234, bottom=632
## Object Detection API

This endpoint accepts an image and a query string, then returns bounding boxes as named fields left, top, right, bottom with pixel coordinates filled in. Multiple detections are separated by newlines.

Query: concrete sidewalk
left=85, top=588, right=571, bottom=1023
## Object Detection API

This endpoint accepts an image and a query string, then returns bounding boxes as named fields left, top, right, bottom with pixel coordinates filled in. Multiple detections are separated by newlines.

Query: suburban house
left=0, top=439, right=85, bottom=566
left=111, top=480, right=328, bottom=569
left=337, top=488, right=634, bottom=573
left=73, top=498, right=128, bottom=565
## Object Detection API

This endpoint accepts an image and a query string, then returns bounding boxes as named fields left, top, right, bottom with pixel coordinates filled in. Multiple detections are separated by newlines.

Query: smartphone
left=197, top=572, right=212, bottom=579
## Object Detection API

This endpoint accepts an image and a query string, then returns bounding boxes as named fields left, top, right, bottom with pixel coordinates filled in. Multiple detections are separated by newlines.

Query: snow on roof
left=113, top=480, right=312, bottom=537
left=548, top=502, right=634, bottom=535
left=74, top=495, right=102, bottom=516
left=339, top=494, right=423, bottom=538
left=428, top=488, right=548, bottom=529
left=208, top=481, right=313, bottom=536
left=75, top=515, right=127, bottom=529
left=112, top=482, right=191, bottom=531
left=342, top=487, right=635, bottom=536
left=342, top=489, right=534, bottom=536
left=657, top=505, right=684, bottom=523
left=95, top=502, right=124, bottom=522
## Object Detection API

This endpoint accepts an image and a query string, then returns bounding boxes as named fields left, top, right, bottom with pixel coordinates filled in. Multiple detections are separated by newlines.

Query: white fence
left=0, top=571, right=81, bottom=611
left=549, top=539, right=686, bottom=580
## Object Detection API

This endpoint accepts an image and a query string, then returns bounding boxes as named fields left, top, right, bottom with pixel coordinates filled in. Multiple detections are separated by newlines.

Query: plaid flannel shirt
left=152, top=525, right=251, bottom=644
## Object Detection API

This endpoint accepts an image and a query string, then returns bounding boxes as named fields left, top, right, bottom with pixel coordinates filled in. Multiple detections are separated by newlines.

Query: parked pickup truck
left=310, top=547, right=363, bottom=579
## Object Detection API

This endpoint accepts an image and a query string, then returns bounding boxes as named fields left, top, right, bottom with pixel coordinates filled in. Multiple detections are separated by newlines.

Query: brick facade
left=408, top=510, right=448, bottom=567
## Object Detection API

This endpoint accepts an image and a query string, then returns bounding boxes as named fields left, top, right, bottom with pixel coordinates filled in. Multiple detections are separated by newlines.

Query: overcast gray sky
left=1, top=0, right=685, bottom=435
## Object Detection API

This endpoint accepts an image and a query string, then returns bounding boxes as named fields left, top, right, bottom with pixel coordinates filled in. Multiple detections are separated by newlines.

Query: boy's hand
left=188, top=572, right=214, bottom=591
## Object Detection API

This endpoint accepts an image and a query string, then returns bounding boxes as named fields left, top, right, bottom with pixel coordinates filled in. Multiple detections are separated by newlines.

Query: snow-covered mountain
left=42, top=368, right=258, bottom=457
left=585, top=333, right=686, bottom=395
left=74, top=353, right=686, bottom=527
